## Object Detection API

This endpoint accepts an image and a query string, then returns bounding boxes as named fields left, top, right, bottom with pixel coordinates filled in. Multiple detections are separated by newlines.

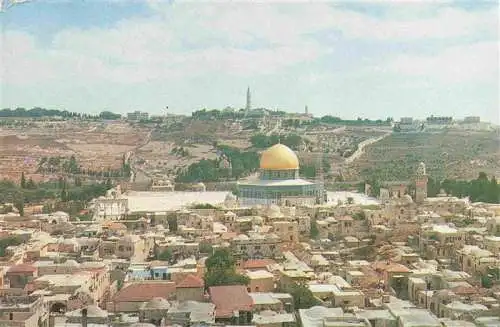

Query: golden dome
left=260, top=144, right=299, bottom=170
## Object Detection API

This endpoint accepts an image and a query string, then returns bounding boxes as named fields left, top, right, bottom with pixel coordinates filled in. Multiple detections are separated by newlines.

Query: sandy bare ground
left=65, top=143, right=135, bottom=156
left=137, top=142, right=218, bottom=173
left=0, top=121, right=151, bottom=182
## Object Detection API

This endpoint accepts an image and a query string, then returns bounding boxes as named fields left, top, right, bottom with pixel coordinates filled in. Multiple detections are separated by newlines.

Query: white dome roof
left=143, top=297, right=170, bottom=310
left=225, top=193, right=236, bottom=201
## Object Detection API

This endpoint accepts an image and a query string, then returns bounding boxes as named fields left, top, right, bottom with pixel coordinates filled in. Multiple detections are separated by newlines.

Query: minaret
left=415, top=162, right=428, bottom=204
left=245, top=87, right=251, bottom=111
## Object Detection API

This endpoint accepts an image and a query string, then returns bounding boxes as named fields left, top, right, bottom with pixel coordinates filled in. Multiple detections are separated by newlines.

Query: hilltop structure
left=415, top=162, right=428, bottom=204
left=374, top=162, right=428, bottom=204
left=245, top=87, right=251, bottom=112
left=237, top=143, right=326, bottom=206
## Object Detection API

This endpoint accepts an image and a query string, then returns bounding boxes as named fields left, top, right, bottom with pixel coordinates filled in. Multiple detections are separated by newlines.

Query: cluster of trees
left=0, top=236, right=23, bottom=257
left=192, top=109, right=246, bottom=120
left=202, top=231, right=324, bottom=309
left=0, top=107, right=81, bottom=118
left=204, top=248, right=249, bottom=288
left=0, top=177, right=114, bottom=216
left=299, top=158, right=331, bottom=179
left=176, top=145, right=259, bottom=183
left=192, top=108, right=290, bottom=121
left=37, top=155, right=131, bottom=178
left=157, top=248, right=174, bottom=262
left=287, top=283, right=322, bottom=309
left=189, top=203, right=219, bottom=209
left=282, top=119, right=305, bottom=128
left=362, top=172, right=500, bottom=204
left=310, top=219, right=319, bottom=239
left=0, top=107, right=123, bottom=120
left=318, top=115, right=392, bottom=126
left=250, top=133, right=306, bottom=151
left=175, top=136, right=332, bottom=183
left=427, top=172, right=499, bottom=203
left=170, top=147, right=190, bottom=157
left=59, top=179, right=114, bottom=203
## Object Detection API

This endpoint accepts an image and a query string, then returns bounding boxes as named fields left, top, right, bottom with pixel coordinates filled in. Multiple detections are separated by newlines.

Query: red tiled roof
left=24, top=282, right=35, bottom=293
left=113, top=282, right=176, bottom=302
left=177, top=274, right=204, bottom=288
left=242, top=259, right=276, bottom=270
left=386, top=264, right=410, bottom=273
left=451, top=286, right=477, bottom=295
left=221, top=232, right=237, bottom=241
left=372, top=261, right=410, bottom=273
left=209, top=285, right=252, bottom=318
left=7, top=264, right=36, bottom=274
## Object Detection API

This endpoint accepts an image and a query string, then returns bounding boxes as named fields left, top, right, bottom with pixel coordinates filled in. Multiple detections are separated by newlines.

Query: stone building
left=231, top=233, right=281, bottom=259
left=238, top=144, right=325, bottom=206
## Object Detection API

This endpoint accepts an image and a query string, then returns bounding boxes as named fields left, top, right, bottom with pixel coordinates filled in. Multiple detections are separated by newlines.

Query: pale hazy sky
left=1, top=0, right=498, bottom=122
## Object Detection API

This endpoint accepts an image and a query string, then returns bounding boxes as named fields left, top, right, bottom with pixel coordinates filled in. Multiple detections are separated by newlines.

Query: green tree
left=352, top=211, right=366, bottom=221
left=61, top=183, right=68, bottom=202
left=199, top=242, right=213, bottom=254
left=488, top=176, right=500, bottom=203
left=364, top=179, right=381, bottom=197
left=14, top=196, right=24, bottom=216
left=166, top=215, right=178, bottom=232
left=481, top=275, right=493, bottom=288
left=158, top=248, right=173, bottom=262
left=287, top=282, right=321, bottom=309
left=99, top=111, right=121, bottom=120
left=310, top=219, right=319, bottom=239
left=0, top=236, right=23, bottom=257
left=204, top=248, right=249, bottom=289
left=68, top=155, right=79, bottom=174
left=20, top=172, right=26, bottom=189
left=26, top=178, right=36, bottom=189
left=300, top=165, right=317, bottom=179
left=427, top=177, right=441, bottom=197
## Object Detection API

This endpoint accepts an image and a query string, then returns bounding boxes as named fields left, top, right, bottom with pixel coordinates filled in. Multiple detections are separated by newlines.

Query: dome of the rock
left=259, top=144, right=299, bottom=170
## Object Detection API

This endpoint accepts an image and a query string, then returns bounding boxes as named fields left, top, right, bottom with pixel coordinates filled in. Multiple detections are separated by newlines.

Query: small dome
left=225, top=193, right=236, bottom=201
left=143, top=297, right=170, bottom=310
left=66, top=305, right=108, bottom=318
left=260, top=144, right=299, bottom=170
left=304, top=306, right=331, bottom=318
left=416, top=162, right=427, bottom=176
left=62, top=259, right=80, bottom=267
left=266, top=205, right=282, bottom=218
left=62, top=238, right=79, bottom=246
left=325, top=217, right=337, bottom=223
left=235, top=234, right=249, bottom=240
left=403, top=194, right=413, bottom=204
